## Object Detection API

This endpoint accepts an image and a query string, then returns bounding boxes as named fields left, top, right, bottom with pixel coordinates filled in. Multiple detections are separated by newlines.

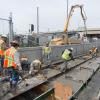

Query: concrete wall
left=19, top=42, right=100, bottom=63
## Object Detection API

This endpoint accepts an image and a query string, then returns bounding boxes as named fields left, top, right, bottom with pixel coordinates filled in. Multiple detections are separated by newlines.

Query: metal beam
left=0, top=18, right=10, bottom=21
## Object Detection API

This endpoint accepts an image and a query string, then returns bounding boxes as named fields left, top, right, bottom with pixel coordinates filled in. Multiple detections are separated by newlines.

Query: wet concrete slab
left=42, top=58, right=86, bottom=79
left=66, top=57, right=100, bottom=84
left=50, top=57, right=100, bottom=99
left=1, top=77, right=47, bottom=100
left=1, top=57, right=100, bottom=100
left=43, top=68, right=61, bottom=78
left=56, top=58, right=85, bottom=71
left=77, top=69, right=100, bottom=100
left=52, top=75, right=83, bottom=93
left=78, top=57, right=100, bottom=73
left=66, top=68, right=93, bottom=83
left=75, top=57, right=100, bottom=100
left=67, top=59, right=85, bottom=69
left=79, top=62, right=99, bottom=72
left=13, top=58, right=86, bottom=99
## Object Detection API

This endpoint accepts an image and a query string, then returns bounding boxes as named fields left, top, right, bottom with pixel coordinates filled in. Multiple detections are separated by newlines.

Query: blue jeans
left=0, top=57, right=4, bottom=73
left=6, top=67, right=19, bottom=88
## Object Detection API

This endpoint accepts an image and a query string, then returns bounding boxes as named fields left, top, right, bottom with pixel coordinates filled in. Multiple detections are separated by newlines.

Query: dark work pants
left=60, top=60, right=68, bottom=72
left=6, top=67, right=19, bottom=88
left=0, top=57, right=4, bottom=74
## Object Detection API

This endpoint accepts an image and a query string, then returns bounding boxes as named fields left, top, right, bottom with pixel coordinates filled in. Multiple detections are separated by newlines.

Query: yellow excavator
left=49, top=5, right=87, bottom=45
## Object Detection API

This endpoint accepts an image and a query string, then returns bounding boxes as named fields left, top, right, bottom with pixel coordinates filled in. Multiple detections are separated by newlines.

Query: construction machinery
left=49, top=5, right=87, bottom=45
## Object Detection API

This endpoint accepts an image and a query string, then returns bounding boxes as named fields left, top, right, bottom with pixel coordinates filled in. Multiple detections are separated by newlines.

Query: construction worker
left=61, top=47, right=74, bottom=72
left=94, top=47, right=98, bottom=57
left=29, top=59, right=42, bottom=75
left=3, top=40, right=22, bottom=89
left=0, top=36, right=6, bottom=75
left=42, top=43, right=51, bottom=65
left=89, top=46, right=98, bottom=57
left=20, top=55, right=30, bottom=71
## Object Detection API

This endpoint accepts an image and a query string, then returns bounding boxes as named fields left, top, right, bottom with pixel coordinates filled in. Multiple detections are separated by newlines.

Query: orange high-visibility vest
left=4, top=47, right=17, bottom=69
left=0, top=39, right=5, bottom=57
left=93, top=48, right=97, bottom=53
left=0, top=47, right=4, bottom=57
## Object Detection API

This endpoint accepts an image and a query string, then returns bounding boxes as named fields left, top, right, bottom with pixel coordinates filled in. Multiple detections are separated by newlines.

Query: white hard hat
left=93, top=45, right=95, bottom=47
left=1, top=34, right=7, bottom=38
left=70, top=47, right=73, bottom=51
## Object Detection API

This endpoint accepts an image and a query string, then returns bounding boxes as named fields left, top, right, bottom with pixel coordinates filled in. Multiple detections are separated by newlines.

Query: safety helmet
left=93, top=45, right=95, bottom=48
left=46, top=42, right=49, bottom=46
left=1, top=34, right=7, bottom=38
left=68, top=47, right=73, bottom=52
left=70, top=47, right=73, bottom=51
left=0, top=35, right=7, bottom=43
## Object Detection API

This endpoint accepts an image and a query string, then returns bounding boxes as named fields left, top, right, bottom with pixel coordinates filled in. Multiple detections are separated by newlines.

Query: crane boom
left=49, top=5, right=87, bottom=45
left=64, top=5, right=87, bottom=32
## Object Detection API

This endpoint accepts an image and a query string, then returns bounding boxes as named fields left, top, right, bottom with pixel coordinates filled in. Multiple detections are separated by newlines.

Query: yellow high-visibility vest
left=62, top=49, right=70, bottom=60
left=43, top=47, right=51, bottom=54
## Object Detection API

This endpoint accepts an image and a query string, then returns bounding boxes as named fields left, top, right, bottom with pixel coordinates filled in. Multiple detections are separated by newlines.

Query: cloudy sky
left=0, top=0, right=99, bottom=34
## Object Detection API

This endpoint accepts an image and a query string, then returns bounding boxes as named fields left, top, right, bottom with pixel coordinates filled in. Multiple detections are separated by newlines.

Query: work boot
left=0, top=72, right=2, bottom=76
left=10, top=82, right=17, bottom=93
left=60, top=66, right=67, bottom=72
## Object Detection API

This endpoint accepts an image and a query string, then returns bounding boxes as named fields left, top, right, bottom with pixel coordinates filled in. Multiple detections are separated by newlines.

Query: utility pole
left=37, top=7, right=39, bottom=34
left=9, top=12, right=13, bottom=45
left=0, top=12, right=13, bottom=46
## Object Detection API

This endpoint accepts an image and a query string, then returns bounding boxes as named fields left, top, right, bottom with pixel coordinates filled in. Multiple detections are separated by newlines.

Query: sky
left=0, top=0, right=100, bottom=34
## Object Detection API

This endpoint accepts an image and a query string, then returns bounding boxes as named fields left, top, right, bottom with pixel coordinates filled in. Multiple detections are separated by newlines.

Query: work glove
left=18, top=66, right=22, bottom=71
left=29, top=71, right=32, bottom=74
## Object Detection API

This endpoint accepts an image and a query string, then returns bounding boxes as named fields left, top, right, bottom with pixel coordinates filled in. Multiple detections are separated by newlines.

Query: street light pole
left=9, top=12, right=13, bottom=45
left=37, top=7, right=39, bottom=34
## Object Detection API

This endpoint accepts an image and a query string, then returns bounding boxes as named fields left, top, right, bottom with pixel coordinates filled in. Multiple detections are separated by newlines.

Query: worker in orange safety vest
left=3, top=40, right=22, bottom=89
left=89, top=46, right=98, bottom=57
left=0, top=36, right=6, bottom=75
